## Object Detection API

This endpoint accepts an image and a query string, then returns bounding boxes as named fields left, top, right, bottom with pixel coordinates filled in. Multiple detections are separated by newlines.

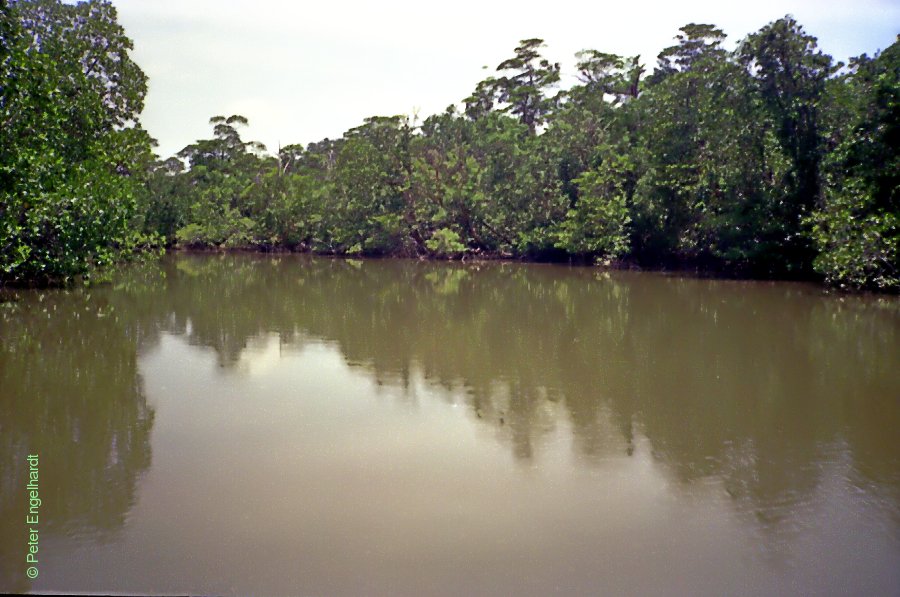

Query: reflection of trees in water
left=124, top=254, right=899, bottom=535
left=0, top=291, right=154, bottom=592
left=137, top=256, right=638, bottom=461
left=3, top=253, right=895, bottom=589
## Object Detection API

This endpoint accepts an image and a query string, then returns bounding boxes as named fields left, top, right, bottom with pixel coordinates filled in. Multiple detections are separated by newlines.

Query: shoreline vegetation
left=1, top=1, right=897, bottom=291
left=168, top=247, right=820, bottom=285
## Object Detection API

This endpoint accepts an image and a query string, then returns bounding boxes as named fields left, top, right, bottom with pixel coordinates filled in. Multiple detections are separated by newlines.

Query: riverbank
left=167, top=246, right=869, bottom=291
left=2, top=244, right=882, bottom=294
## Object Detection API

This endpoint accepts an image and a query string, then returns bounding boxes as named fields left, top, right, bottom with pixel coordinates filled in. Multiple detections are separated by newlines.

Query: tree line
left=1, top=0, right=897, bottom=289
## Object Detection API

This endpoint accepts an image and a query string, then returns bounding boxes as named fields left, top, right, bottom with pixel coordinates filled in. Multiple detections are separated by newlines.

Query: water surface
left=1, top=254, right=898, bottom=595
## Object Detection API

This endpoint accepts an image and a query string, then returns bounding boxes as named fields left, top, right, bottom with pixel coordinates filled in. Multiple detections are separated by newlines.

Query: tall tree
left=631, top=24, right=733, bottom=261
left=1, top=0, right=153, bottom=284
left=809, top=38, right=899, bottom=289
left=493, top=38, right=561, bottom=133
left=575, top=50, right=643, bottom=101
left=739, top=16, right=837, bottom=271
left=646, top=23, right=727, bottom=87
left=326, top=116, right=419, bottom=255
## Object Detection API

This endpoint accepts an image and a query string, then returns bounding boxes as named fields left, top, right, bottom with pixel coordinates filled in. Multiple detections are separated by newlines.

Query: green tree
left=628, top=23, right=803, bottom=274
left=411, top=107, right=484, bottom=254
left=493, top=38, right=561, bottom=133
left=0, top=0, right=152, bottom=285
left=739, top=16, right=838, bottom=272
left=543, top=49, right=639, bottom=221
left=809, top=38, right=899, bottom=289
left=325, top=116, right=420, bottom=255
left=650, top=23, right=727, bottom=81
left=177, top=114, right=266, bottom=172
left=630, top=24, right=736, bottom=262
left=127, top=18, right=895, bottom=291
left=166, top=115, right=270, bottom=248
left=555, top=149, right=633, bottom=260
left=575, top=51, right=643, bottom=101
left=244, top=166, right=322, bottom=249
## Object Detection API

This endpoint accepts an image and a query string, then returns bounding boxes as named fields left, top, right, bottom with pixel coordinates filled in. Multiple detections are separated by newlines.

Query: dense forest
left=1, top=0, right=898, bottom=289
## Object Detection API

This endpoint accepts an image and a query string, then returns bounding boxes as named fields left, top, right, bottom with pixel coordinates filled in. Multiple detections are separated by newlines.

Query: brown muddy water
left=1, top=254, right=898, bottom=595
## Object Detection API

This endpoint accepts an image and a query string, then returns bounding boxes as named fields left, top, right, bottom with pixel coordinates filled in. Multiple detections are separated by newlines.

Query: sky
left=111, top=0, right=900, bottom=159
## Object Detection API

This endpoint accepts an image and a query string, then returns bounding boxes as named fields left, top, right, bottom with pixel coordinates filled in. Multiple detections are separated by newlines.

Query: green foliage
left=808, top=181, right=898, bottom=289
left=154, top=116, right=274, bottom=250
left=465, top=39, right=561, bottom=134
left=411, top=108, right=487, bottom=251
left=0, top=0, right=152, bottom=286
left=142, top=26, right=894, bottom=291
left=328, top=116, right=418, bottom=255
left=426, top=228, right=466, bottom=258
left=6, top=11, right=895, bottom=291
left=650, top=23, right=727, bottom=83
left=808, top=38, right=900, bottom=289
left=493, top=38, right=561, bottom=133
left=244, top=169, right=321, bottom=248
left=738, top=17, right=838, bottom=271
left=632, top=31, right=744, bottom=263
left=627, top=20, right=840, bottom=276
left=556, top=152, right=632, bottom=258
left=174, top=224, right=206, bottom=248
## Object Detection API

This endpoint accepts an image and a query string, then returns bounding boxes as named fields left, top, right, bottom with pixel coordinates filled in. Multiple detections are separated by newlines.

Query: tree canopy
left=2, top=4, right=897, bottom=291
left=1, top=0, right=155, bottom=284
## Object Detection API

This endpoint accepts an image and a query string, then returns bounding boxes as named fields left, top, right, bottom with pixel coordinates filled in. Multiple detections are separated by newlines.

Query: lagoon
left=1, top=254, right=898, bottom=595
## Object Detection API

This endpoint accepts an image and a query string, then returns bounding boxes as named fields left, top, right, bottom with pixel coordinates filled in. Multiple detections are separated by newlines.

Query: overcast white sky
left=112, top=0, right=899, bottom=159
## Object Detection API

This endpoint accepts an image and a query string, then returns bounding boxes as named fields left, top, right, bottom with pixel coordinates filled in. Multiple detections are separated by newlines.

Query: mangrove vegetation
left=1, top=0, right=898, bottom=289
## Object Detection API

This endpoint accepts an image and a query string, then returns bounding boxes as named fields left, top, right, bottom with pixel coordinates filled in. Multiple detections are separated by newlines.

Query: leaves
left=6, top=11, right=894, bottom=291
left=808, top=37, right=900, bottom=289
left=1, top=0, right=152, bottom=286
